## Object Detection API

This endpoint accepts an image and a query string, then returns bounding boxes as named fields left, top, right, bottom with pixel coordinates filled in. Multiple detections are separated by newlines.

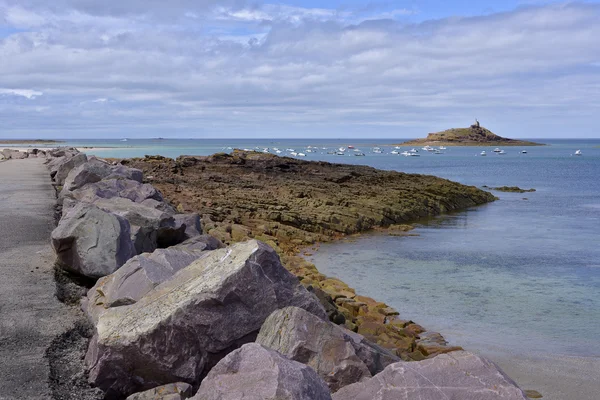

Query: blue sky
left=1, top=0, right=600, bottom=139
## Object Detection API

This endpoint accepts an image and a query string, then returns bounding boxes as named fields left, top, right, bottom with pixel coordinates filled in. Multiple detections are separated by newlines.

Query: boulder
left=191, top=343, right=332, bottom=400
left=341, top=328, right=400, bottom=376
left=141, top=198, right=177, bottom=213
left=332, top=351, right=528, bottom=400
left=54, top=152, right=88, bottom=185
left=173, top=213, right=202, bottom=239
left=84, top=236, right=224, bottom=323
left=86, top=240, right=326, bottom=397
left=257, top=306, right=371, bottom=392
left=61, top=178, right=163, bottom=206
left=62, top=158, right=143, bottom=192
left=92, top=197, right=186, bottom=253
left=125, top=383, right=192, bottom=400
left=4, top=149, right=28, bottom=159
left=51, top=203, right=136, bottom=278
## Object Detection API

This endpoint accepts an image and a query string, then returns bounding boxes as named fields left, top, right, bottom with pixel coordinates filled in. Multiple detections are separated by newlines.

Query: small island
left=399, top=120, right=543, bottom=146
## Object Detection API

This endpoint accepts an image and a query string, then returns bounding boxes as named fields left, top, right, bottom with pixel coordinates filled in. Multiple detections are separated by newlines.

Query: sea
left=14, top=138, right=600, bottom=363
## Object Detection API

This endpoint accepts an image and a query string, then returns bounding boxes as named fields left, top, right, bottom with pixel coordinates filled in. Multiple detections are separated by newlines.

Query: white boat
left=391, top=150, right=399, bottom=155
left=400, top=151, right=411, bottom=156
left=290, top=152, right=298, bottom=156
left=354, top=152, right=365, bottom=156
left=422, top=145, right=435, bottom=152
left=297, top=153, right=306, bottom=157
left=338, top=147, right=346, bottom=152
left=372, top=147, right=383, bottom=154
left=493, top=148, right=501, bottom=153
left=409, top=152, right=420, bottom=157
left=521, top=150, right=527, bottom=154
left=574, top=149, right=582, bottom=156
left=434, top=150, right=443, bottom=154
left=336, top=151, right=345, bottom=156
left=410, top=148, right=418, bottom=153
left=286, top=148, right=295, bottom=152
left=439, top=146, right=447, bottom=150
left=498, top=150, right=506, bottom=155
left=394, top=146, right=401, bottom=149
left=275, top=150, right=282, bottom=154
left=480, top=151, right=487, bottom=156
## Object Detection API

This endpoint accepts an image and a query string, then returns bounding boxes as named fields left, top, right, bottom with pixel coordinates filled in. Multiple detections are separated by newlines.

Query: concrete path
left=0, top=158, right=71, bottom=399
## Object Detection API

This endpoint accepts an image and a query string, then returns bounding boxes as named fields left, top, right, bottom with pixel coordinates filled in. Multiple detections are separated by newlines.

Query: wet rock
left=125, top=383, right=193, bottom=400
left=51, top=203, right=136, bottom=278
left=86, top=240, right=326, bottom=398
left=306, top=285, right=346, bottom=325
left=332, top=351, right=528, bottom=400
left=256, top=306, right=371, bottom=392
left=190, top=343, right=332, bottom=400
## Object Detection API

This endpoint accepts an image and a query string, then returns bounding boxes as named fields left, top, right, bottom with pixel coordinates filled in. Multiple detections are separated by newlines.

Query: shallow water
left=34, top=138, right=600, bottom=359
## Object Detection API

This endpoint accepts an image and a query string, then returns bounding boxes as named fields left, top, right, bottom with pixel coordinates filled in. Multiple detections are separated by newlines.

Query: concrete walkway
left=0, top=158, right=71, bottom=399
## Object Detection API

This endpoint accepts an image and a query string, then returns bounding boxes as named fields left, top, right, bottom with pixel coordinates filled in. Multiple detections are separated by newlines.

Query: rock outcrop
left=86, top=240, right=326, bottom=397
left=51, top=203, right=136, bottom=278
left=256, top=306, right=373, bottom=392
left=191, top=343, right=332, bottom=400
left=332, top=351, right=528, bottom=400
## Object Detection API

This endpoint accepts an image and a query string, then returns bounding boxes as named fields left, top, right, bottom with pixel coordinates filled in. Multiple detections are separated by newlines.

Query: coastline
left=124, top=151, right=497, bottom=361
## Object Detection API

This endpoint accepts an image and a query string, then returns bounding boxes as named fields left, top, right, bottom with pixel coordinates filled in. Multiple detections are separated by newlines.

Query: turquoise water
left=32, top=138, right=600, bottom=358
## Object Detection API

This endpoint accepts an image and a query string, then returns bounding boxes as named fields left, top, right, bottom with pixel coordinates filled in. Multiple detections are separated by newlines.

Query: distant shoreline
left=0, top=139, right=63, bottom=145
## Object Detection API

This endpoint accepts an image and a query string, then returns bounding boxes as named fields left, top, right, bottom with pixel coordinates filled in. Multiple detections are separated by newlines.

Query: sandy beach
left=487, top=351, right=600, bottom=400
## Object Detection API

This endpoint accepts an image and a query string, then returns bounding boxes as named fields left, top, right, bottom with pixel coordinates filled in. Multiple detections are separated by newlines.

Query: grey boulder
left=62, top=158, right=143, bottom=192
left=173, top=213, right=202, bottom=239
left=332, top=351, right=528, bottom=400
left=54, top=152, right=88, bottom=185
left=51, top=203, right=136, bottom=278
left=92, top=197, right=186, bottom=253
left=65, top=178, right=163, bottom=205
left=84, top=236, right=223, bottom=324
left=257, top=306, right=371, bottom=392
left=191, top=343, right=332, bottom=400
left=125, top=383, right=192, bottom=400
left=86, top=240, right=326, bottom=398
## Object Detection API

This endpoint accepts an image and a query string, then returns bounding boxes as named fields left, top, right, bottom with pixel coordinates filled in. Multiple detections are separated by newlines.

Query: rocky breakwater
left=124, top=150, right=496, bottom=361
left=42, top=148, right=527, bottom=400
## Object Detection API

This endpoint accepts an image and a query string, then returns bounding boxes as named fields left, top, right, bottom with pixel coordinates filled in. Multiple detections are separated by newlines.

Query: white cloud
left=0, top=88, right=43, bottom=99
left=0, top=2, right=598, bottom=138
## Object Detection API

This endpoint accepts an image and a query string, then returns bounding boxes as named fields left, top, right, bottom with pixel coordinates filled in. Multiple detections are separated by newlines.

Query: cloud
left=0, top=88, right=43, bottom=99
left=0, top=1, right=599, bottom=138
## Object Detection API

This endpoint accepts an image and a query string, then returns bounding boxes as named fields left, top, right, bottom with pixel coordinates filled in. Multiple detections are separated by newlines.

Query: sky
left=1, top=1, right=599, bottom=139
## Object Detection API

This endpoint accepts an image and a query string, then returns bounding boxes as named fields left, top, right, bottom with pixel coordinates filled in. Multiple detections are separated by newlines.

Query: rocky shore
left=6, top=147, right=531, bottom=399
